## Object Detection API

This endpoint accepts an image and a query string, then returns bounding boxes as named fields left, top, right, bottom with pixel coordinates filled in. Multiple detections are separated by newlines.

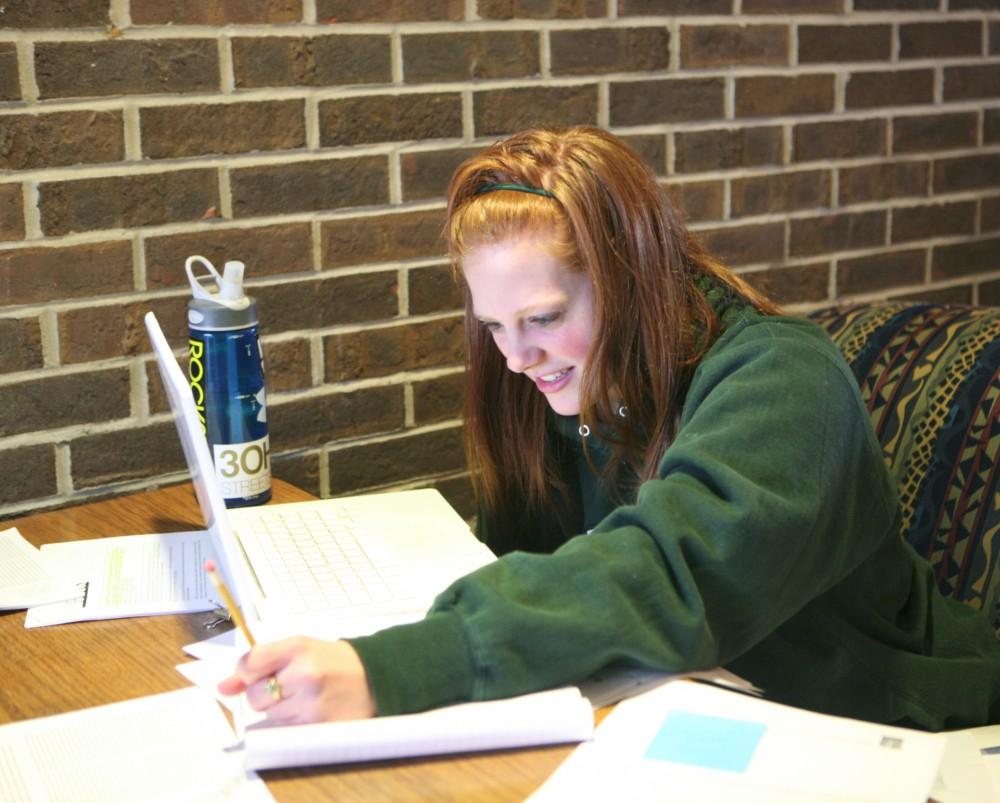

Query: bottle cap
left=185, top=255, right=251, bottom=312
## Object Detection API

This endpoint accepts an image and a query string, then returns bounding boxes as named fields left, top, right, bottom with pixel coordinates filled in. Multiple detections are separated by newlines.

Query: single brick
left=230, top=156, right=388, bottom=218
left=0, top=445, right=57, bottom=506
left=698, top=222, right=785, bottom=267
left=328, top=426, right=464, bottom=495
left=131, top=0, right=302, bottom=24
left=893, top=284, right=973, bottom=305
left=404, top=31, right=540, bottom=83
left=662, top=179, right=725, bottom=223
left=0, top=368, right=130, bottom=438
left=838, top=161, right=929, bottom=206
left=58, top=296, right=187, bottom=364
left=798, top=25, right=891, bottom=64
left=950, top=0, right=1000, bottom=9
left=551, top=27, right=670, bottom=75
left=943, top=65, right=1000, bottom=102
left=401, top=147, right=485, bottom=201
left=891, top=201, right=976, bottom=244
left=731, top=170, right=831, bottom=218
left=932, top=236, right=1000, bottom=281
left=0, top=317, right=43, bottom=373
left=479, top=0, right=605, bottom=18
left=680, top=24, right=787, bottom=69
left=0, top=0, right=108, bottom=27
left=71, top=421, right=186, bottom=488
left=255, top=272, right=399, bottom=335
left=0, top=110, right=124, bottom=170
left=269, top=386, right=404, bottom=449
left=933, top=154, right=1000, bottom=194
left=610, top=78, right=724, bottom=127
left=315, top=0, right=464, bottom=21
left=0, top=43, right=20, bottom=101
left=409, top=263, right=464, bottom=315
left=836, top=249, right=926, bottom=297
left=412, top=372, right=464, bottom=424
left=232, top=35, right=390, bottom=89
left=735, top=74, right=835, bottom=117
left=324, top=316, right=464, bottom=382
left=322, top=209, right=445, bottom=268
left=845, top=69, right=933, bottom=110
left=789, top=211, right=886, bottom=257
left=854, top=0, right=935, bottom=7
left=0, top=184, right=24, bottom=241
left=988, top=109, right=1000, bottom=143
left=981, top=277, right=1000, bottom=306
left=900, top=22, right=982, bottom=59
left=263, top=338, right=312, bottom=392
left=272, top=451, right=321, bottom=497
left=793, top=119, right=885, bottom=162
left=674, top=126, right=783, bottom=173
left=892, top=112, right=978, bottom=155
left=0, top=241, right=132, bottom=305
left=39, top=169, right=218, bottom=236
left=619, top=0, right=730, bottom=12
left=35, top=40, right=218, bottom=100
left=319, top=94, right=462, bottom=147
left=992, top=21, right=1000, bottom=54
left=140, top=100, right=305, bottom=159
left=748, top=262, right=829, bottom=305
left=145, top=223, right=313, bottom=289
left=982, top=196, right=1000, bottom=232
left=742, top=0, right=844, bottom=11
left=620, top=134, right=668, bottom=175
left=474, top=85, right=599, bottom=136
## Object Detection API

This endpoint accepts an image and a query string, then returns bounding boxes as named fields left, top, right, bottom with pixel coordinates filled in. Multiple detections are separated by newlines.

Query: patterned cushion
left=808, top=303, right=1000, bottom=630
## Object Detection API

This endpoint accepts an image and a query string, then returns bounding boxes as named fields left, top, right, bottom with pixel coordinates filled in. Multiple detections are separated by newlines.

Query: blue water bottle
left=185, top=255, right=271, bottom=507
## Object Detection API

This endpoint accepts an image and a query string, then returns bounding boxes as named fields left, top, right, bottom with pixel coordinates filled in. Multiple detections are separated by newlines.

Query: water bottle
left=184, top=255, right=271, bottom=507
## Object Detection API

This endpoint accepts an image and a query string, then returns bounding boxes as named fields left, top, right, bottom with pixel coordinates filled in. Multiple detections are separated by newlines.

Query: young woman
left=221, top=126, right=1000, bottom=730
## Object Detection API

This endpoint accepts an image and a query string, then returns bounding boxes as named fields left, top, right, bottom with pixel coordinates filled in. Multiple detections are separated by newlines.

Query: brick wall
left=1, top=0, right=998, bottom=520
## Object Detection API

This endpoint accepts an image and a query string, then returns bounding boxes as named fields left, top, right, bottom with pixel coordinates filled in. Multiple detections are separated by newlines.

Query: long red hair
left=446, top=127, right=779, bottom=552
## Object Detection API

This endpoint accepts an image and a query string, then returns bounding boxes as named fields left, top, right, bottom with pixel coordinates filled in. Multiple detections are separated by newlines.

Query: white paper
left=0, top=687, right=272, bottom=803
left=0, top=528, right=79, bottom=609
left=243, top=686, right=594, bottom=771
left=24, top=531, right=216, bottom=627
left=932, top=724, right=1000, bottom=802
left=530, top=680, right=945, bottom=803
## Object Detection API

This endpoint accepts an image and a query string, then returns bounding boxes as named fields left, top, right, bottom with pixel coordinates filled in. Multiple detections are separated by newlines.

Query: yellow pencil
left=204, top=558, right=280, bottom=700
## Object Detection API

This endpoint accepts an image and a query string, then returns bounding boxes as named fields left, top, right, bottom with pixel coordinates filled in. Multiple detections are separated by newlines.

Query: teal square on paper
left=644, top=710, right=766, bottom=773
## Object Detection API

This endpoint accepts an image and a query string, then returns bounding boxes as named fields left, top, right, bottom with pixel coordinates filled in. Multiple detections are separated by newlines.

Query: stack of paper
left=530, top=679, right=946, bottom=803
left=242, top=686, right=594, bottom=770
left=24, top=530, right=217, bottom=627
left=0, top=528, right=78, bottom=610
left=0, top=687, right=271, bottom=803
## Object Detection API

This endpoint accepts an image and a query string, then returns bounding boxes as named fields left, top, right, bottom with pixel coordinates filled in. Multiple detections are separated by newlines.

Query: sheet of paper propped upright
left=24, top=531, right=217, bottom=626
left=0, top=528, right=79, bottom=609
left=530, top=679, right=945, bottom=803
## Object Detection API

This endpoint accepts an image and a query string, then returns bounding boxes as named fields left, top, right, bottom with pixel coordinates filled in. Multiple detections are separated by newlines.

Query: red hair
left=446, top=127, right=779, bottom=552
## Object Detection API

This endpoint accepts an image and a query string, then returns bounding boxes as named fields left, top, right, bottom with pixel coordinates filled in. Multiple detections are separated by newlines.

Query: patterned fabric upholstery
left=808, top=303, right=1000, bottom=630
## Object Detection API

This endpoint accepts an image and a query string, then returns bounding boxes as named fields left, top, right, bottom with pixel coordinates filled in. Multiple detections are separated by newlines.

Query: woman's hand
left=217, top=637, right=375, bottom=725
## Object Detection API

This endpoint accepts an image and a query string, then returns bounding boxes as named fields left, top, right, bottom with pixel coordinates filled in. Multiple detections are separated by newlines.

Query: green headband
left=476, top=182, right=556, bottom=199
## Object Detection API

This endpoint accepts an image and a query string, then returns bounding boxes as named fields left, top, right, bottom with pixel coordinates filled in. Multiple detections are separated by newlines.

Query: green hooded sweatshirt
left=350, top=287, right=1000, bottom=730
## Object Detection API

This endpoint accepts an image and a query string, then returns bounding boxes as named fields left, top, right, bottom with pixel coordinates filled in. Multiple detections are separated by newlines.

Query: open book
left=242, top=686, right=593, bottom=770
left=530, top=679, right=945, bottom=803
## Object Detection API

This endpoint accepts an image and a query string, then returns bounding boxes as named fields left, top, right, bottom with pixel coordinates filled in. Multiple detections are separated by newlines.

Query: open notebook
left=144, top=311, right=495, bottom=642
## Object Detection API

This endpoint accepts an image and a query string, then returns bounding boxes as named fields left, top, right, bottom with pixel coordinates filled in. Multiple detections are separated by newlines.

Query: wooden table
left=1, top=479, right=576, bottom=801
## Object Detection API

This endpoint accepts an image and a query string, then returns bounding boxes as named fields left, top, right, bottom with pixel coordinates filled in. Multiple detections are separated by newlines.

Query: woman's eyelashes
left=478, top=311, right=562, bottom=333
left=528, top=311, right=562, bottom=327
